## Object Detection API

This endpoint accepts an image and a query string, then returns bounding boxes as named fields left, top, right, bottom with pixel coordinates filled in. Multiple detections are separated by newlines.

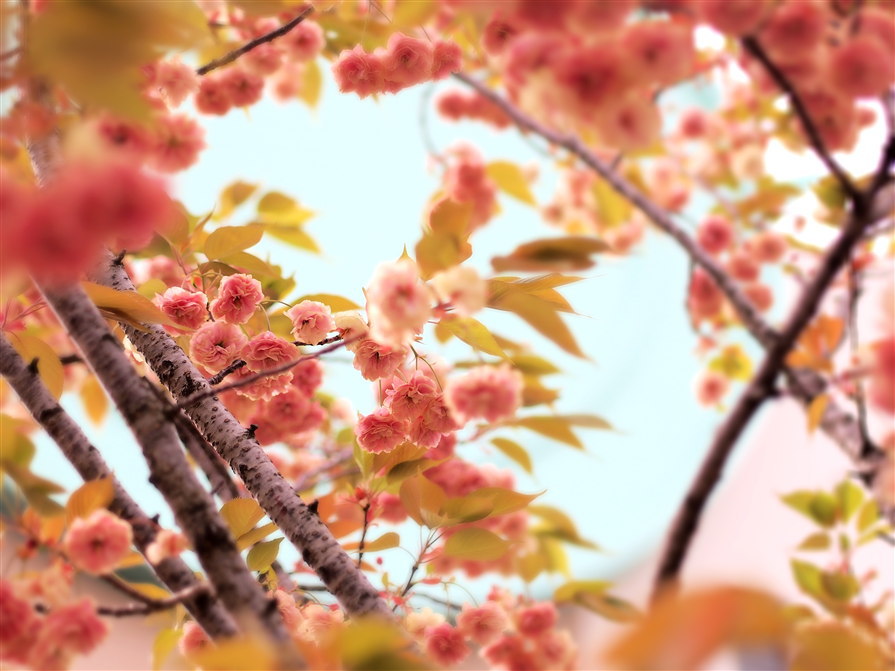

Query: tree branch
left=741, top=36, right=860, bottom=201
left=35, top=583, right=212, bottom=618
left=651, top=195, right=879, bottom=603
left=94, top=254, right=391, bottom=619
left=0, top=333, right=238, bottom=640
left=196, top=6, right=314, bottom=76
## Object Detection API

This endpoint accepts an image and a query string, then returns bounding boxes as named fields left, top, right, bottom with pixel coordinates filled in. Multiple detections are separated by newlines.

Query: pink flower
left=333, top=45, right=385, bottom=98
left=195, top=75, right=233, bottom=115
left=444, top=365, right=523, bottom=425
left=291, top=358, right=324, bottom=397
left=457, top=601, right=508, bottom=646
left=178, top=621, right=211, bottom=657
left=92, top=115, right=153, bottom=160
left=353, top=338, right=408, bottom=381
left=374, top=492, right=407, bottom=524
left=33, top=598, right=107, bottom=656
left=748, top=231, right=787, bottom=264
left=1, top=580, right=38, bottom=647
left=687, top=268, right=723, bottom=321
left=694, top=370, right=729, bottom=407
left=189, top=322, right=247, bottom=373
left=264, top=387, right=325, bottom=434
left=830, top=37, right=894, bottom=99
left=155, top=286, right=207, bottom=330
left=697, top=0, right=768, bottom=36
left=515, top=601, right=557, bottom=637
left=481, top=633, right=527, bottom=669
left=365, top=259, right=432, bottom=347
left=355, top=407, right=407, bottom=454
left=149, top=113, right=206, bottom=173
left=155, top=59, right=199, bottom=108
left=286, top=300, right=335, bottom=344
left=482, top=16, right=520, bottom=56
left=431, top=40, right=462, bottom=80
left=296, top=603, right=344, bottom=643
left=869, top=336, right=895, bottom=415
left=64, top=509, right=133, bottom=575
left=743, top=283, right=773, bottom=312
left=424, top=623, right=469, bottom=667
left=220, top=67, right=265, bottom=107
left=407, top=396, right=457, bottom=449
left=282, top=20, right=325, bottom=61
left=382, top=33, right=433, bottom=87
left=621, top=19, right=694, bottom=86
left=554, top=42, right=628, bottom=111
left=242, top=331, right=299, bottom=372
left=243, top=43, right=283, bottom=75
left=594, top=93, right=661, bottom=152
left=727, top=252, right=760, bottom=283
left=430, top=266, right=487, bottom=316
left=210, top=273, right=264, bottom=324
left=536, top=629, right=576, bottom=668
left=697, top=215, right=733, bottom=255
left=385, top=372, right=439, bottom=420
left=760, top=1, right=828, bottom=61
left=146, top=529, right=189, bottom=564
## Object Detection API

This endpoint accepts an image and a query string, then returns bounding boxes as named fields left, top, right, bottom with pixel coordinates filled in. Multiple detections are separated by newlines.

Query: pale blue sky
left=34, top=66, right=767, bottom=598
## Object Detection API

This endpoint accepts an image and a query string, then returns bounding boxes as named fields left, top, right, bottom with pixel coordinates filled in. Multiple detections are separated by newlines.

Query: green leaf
left=152, top=628, right=182, bottom=671
left=791, top=559, right=825, bottom=601
left=554, top=579, right=612, bottom=602
left=246, top=537, right=283, bottom=572
left=820, top=571, right=859, bottom=602
left=443, top=528, right=509, bottom=561
left=204, top=224, right=264, bottom=260
left=781, top=491, right=837, bottom=528
left=438, top=317, right=506, bottom=358
left=835, top=480, right=864, bottom=523
left=220, top=499, right=265, bottom=538
left=65, top=478, right=114, bottom=524
left=856, top=499, right=879, bottom=533
left=486, top=161, right=536, bottom=206
left=491, top=438, right=533, bottom=473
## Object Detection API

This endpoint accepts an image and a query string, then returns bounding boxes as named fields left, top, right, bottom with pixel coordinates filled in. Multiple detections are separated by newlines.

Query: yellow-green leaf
left=82, top=282, right=178, bottom=328
left=236, top=522, right=279, bottom=551
left=511, top=416, right=582, bottom=448
left=296, top=294, right=361, bottom=313
left=415, top=199, right=473, bottom=279
left=256, top=192, right=315, bottom=226
left=65, top=478, right=114, bottom=524
left=359, top=532, right=400, bottom=553
left=246, top=537, right=283, bottom=572
left=300, top=59, right=322, bottom=109
left=152, top=628, right=181, bottom=671
left=806, top=394, right=829, bottom=434
left=399, top=476, right=446, bottom=528
left=491, top=438, right=532, bottom=473
left=215, top=180, right=258, bottom=221
left=220, top=498, right=265, bottom=538
left=265, top=223, right=320, bottom=253
left=709, top=345, right=753, bottom=382
left=486, top=161, right=536, bottom=206
left=80, top=375, right=108, bottom=426
left=11, top=334, right=64, bottom=399
left=492, top=236, right=609, bottom=273
left=490, top=291, right=586, bottom=358
left=797, top=531, right=831, bottom=551
left=443, top=528, right=509, bottom=561
left=191, top=636, right=277, bottom=670
left=204, top=224, right=264, bottom=260
left=438, top=317, right=506, bottom=358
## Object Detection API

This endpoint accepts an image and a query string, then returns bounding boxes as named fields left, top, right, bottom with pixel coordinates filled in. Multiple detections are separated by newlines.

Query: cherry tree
left=1, top=0, right=893, bottom=669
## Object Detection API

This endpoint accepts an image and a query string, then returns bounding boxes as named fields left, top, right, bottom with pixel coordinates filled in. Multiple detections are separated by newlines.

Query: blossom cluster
left=333, top=33, right=462, bottom=98
left=1, top=162, right=174, bottom=284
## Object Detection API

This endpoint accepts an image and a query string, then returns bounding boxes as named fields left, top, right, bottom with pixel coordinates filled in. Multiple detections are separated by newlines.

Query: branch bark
left=0, top=334, right=238, bottom=640
left=34, top=283, right=294, bottom=648
left=96, top=255, right=391, bottom=619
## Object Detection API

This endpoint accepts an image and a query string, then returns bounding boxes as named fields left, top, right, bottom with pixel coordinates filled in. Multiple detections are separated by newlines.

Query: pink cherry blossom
left=295, top=603, right=344, bottom=643
left=220, top=67, right=265, bottom=108
left=145, top=529, right=189, bottom=565
left=383, top=33, right=434, bottom=86
left=282, top=20, right=325, bottom=61
left=424, top=623, right=469, bottom=667
left=385, top=372, right=439, bottom=421
left=178, top=621, right=211, bottom=657
left=155, top=59, right=199, bottom=108
left=264, top=387, right=325, bottom=434
left=332, top=45, right=385, bottom=98
left=697, top=215, right=734, bottom=255
left=694, top=370, right=729, bottom=407
left=408, top=396, right=457, bottom=449
left=365, top=259, right=432, bottom=347
left=33, top=598, right=107, bottom=657
left=242, top=331, right=299, bottom=372
left=444, top=365, right=523, bottom=425
left=743, top=283, right=773, bottom=312
left=830, top=37, right=894, bottom=99
left=353, top=338, right=408, bottom=381
left=431, top=40, right=463, bottom=80
left=748, top=230, right=787, bottom=264
left=355, top=407, right=407, bottom=454
left=687, top=268, right=724, bottom=321
left=155, top=286, right=208, bottom=330
left=64, top=509, right=133, bottom=575
left=457, top=601, right=508, bottom=646
left=515, top=601, right=557, bottom=637
left=210, top=273, right=264, bottom=324
left=0, top=580, right=38, bottom=648
left=621, top=19, right=694, bottom=86
left=195, top=75, right=233, bottom=115
left=291, top=357, right=324, bottom=397
left=430, top=266, right=487, bottom=316
left=286, top=300, right=335, bottom=344
left=189, top=322, right=247, bottom=373
left=149, top=113, right=206, bottom=173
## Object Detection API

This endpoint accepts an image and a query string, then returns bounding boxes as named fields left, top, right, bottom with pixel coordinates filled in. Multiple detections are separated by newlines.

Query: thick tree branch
left=95, top=254, right=391, bottom=619
left=651, top=195, right=879, bottom=603
left=0, top=334, right=238, bottom=640
left=196, top=6, right=314, bottom=76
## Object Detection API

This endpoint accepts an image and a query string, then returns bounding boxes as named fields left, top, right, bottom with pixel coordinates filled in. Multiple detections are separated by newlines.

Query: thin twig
left=293, top=449, right=354, bottom=492
left=846, top=266, right=873, bottom=456
left=208, top=359, right=247, bottom=386
left=741, top=36, right=859, bottom=201
left=35, top=583, right=212, bottom=618
left=196, top=6, right=315, bottom=76
left=356, top=504, right=371, bottom=569
left=177, top=337, right=356, bottom=410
